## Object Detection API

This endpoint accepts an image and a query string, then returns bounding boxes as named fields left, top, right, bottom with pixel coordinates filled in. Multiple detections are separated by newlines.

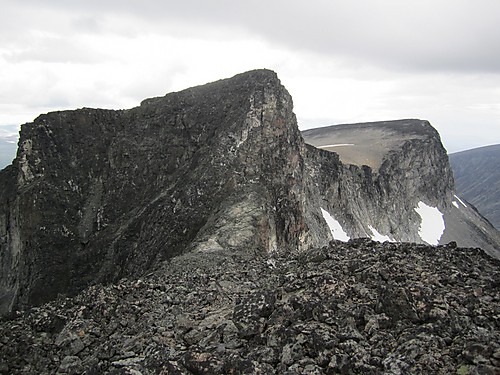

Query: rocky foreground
left=1, top=239, right=499, bottom=374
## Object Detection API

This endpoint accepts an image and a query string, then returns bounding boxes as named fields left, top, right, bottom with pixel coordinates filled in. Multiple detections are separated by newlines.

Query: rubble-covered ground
left=1, top=239, right=499, bottom=374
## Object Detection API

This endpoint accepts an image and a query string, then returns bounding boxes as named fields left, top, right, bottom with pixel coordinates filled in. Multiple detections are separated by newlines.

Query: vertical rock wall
left=0, top=70, right=318, bottom=314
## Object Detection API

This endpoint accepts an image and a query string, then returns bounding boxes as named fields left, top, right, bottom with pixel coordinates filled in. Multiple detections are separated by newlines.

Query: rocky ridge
left=1, top=69, right=499, bottom=316
left=0, top=239, right=499, bottom=374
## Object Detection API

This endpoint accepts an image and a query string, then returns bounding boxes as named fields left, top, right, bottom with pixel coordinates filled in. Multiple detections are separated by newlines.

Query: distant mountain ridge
left=0, top=139, right=17, bottom=169
left=449, top=144, right=500, bottom=229
left=1, top=70, right=499, bottom=316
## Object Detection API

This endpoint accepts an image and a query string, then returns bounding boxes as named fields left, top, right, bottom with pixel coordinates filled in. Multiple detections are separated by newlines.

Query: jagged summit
left=139, top=68, right=281, bottom=107
left=1, top=69, right=499, bottom=316
left=0, top=69, right=307, bottom=314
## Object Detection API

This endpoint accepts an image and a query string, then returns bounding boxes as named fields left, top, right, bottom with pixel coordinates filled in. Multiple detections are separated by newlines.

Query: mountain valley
left=449, top=144, right=500, bottom=230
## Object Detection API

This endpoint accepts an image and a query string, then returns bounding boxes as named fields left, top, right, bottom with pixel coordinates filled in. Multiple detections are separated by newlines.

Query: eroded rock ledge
left=1, top=239, right=498, bottom=374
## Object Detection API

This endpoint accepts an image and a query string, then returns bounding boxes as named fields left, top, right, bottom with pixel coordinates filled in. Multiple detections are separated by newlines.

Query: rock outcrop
left=1, top=240, right=499, bottom=374
left=303, top=121, right=500, bottom=257
left=1, top=69, right=499, bottom=316
left=0, top=70, right=316, bottom=314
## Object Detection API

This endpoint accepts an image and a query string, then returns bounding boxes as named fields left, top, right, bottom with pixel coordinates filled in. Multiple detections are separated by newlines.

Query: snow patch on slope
left=414, top=202, right=445, bottom=245
left=454, top=194, right=467, bottom=208
left=368, top=225, right=394, bottom=243
left=321, top=208, right=350, bottom=242
left=318, top=143, right=355, bottom=148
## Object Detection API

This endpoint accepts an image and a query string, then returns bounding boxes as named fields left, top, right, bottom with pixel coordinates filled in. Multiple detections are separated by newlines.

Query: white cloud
left=0, top=124, right=20, bottom=140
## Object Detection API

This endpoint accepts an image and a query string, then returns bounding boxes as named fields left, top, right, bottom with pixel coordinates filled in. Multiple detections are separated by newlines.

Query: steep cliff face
left=0, top=70, right=498, bottom=315
left=0, top=70, right=315, bottom=314
left=303, top=121, right=500, bottom=258
left=304, top=121, right=446, bottom=245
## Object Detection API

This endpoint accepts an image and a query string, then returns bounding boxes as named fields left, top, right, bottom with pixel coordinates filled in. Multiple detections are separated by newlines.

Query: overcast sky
left=1, top=0, right=499, bottom=160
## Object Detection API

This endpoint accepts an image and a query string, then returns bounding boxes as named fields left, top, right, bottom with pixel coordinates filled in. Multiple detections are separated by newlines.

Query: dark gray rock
left=58, top=355, right=83, bottom=374
left=0, top=70, right=313, bottom=314
left=0, top=241, right=498, bottom=374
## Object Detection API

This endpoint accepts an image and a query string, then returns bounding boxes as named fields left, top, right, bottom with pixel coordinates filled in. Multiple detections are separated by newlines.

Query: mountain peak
left=140, top=68, right=281, bottom=107
left=1, top=70, right=498, bottom=316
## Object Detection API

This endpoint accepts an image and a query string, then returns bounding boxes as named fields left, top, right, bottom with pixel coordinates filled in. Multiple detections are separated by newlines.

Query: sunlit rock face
left=0, top=69, right=499, bottom=315
left=302, top=120, right=500, bottom=258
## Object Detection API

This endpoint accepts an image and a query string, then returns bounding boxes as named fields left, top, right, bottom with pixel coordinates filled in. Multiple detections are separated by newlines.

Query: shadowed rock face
left=0, top=69, right=499, bottom=315
left=0, top=70, right=315, bottom=314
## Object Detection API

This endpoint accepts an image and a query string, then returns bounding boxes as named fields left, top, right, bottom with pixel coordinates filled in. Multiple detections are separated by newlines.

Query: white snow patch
left=453, top=194, right=467, bottom=208
left=368, top=225, right=394, bottom=243
left=321, top=208, right=350, bottom=242
left=452, top=201, right=459, bottom=209
left=414, top=201, right=445, bottom=246
left=318, top=143, right=355, bottom=148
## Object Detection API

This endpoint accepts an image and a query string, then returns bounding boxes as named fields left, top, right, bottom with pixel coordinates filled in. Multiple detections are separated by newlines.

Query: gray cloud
left=10, top=0, right=500, bottom=73
left=4, top=36, right=105, bottom=64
